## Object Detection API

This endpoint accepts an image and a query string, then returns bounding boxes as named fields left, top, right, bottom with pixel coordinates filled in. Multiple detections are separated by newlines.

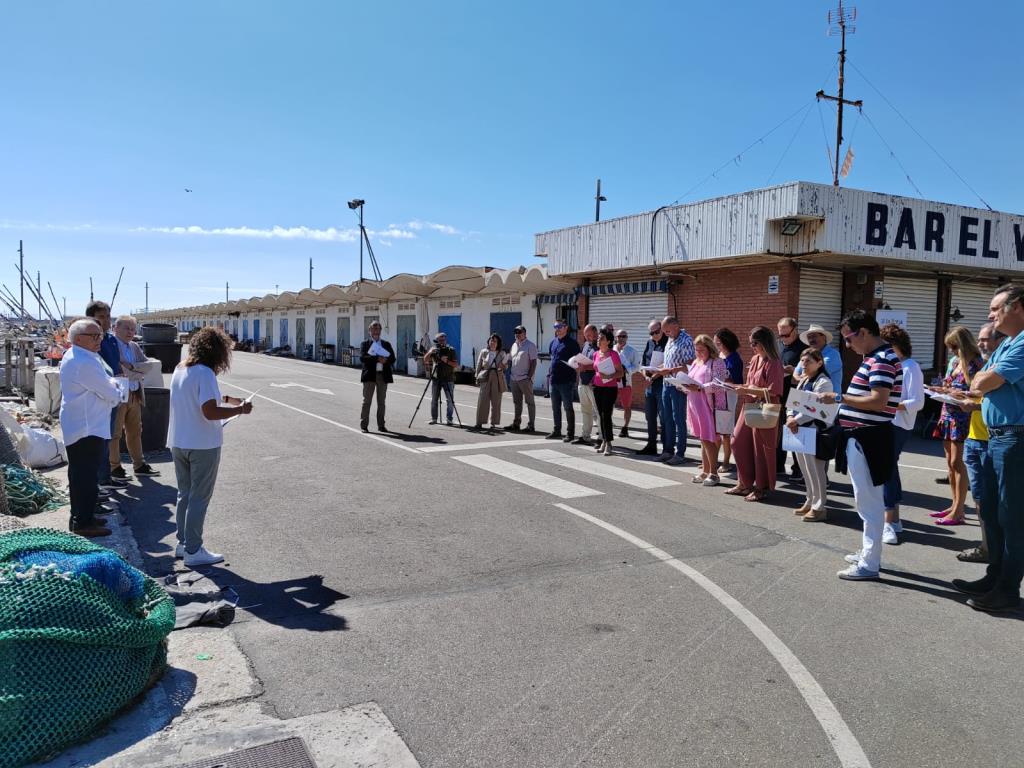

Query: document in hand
left=650, top=351, right=665, bottom=368
left=786, top=388, right=838, bottom=426
left=223, top=390, right=261, bottom=427
left=710, top=377, right=737, bottom=390
left=563, top=353, right=591, bottom=370
left=671, top=372, right=701, bottom=387
left=596, top=356, right=616, bottom=376
left=369, top=341, right=389, bottom=357
left=782, top=426, right=817, bottom=454
left=925, top=388, right=979, bottom=407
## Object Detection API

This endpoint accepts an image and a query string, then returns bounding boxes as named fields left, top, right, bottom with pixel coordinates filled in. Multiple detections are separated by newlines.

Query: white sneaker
left=174, top=543, right=185, bottom=559
left=183, top=546, right=224, bottom=567
left=890, top=520, right=903, bottom=533
left=882, top=523, right=899, bottom=545
left=844, top=552, right=862, bottom=565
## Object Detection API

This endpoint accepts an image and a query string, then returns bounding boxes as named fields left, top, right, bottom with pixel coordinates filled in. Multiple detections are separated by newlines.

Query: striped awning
left=581, top=280, right=669, bottom=296
left=537, top=292, right=578, bottom=305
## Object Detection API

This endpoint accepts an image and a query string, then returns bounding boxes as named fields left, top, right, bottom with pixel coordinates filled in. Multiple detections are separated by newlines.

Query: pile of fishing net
left=0, top=528, right=175, bottom=767
left=0, top=465, right=67, bottom=517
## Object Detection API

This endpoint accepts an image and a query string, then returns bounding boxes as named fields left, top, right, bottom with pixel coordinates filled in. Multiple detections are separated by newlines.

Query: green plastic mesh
left=0, top=528, right=176, bottom=768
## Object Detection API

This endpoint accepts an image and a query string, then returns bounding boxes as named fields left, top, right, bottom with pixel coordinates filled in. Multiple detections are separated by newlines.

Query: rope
left=2, top=465, right=67, bottom=517
left=860, top=109, right=924, bottom=197
left=850, top=62, right=992, bottom=211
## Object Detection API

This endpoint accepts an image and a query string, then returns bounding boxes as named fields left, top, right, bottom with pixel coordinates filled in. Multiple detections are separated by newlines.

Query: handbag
left=742, top=387, right=781, bottom=430
left=815, top=423, right=842, bottom=461
left=715, top=407, right=735, bottom=435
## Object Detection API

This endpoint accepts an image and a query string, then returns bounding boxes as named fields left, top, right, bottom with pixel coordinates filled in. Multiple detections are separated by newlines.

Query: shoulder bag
left=742, top=387, right=781, bottom=430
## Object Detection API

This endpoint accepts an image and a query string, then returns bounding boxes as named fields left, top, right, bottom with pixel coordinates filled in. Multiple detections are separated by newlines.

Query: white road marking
left=453, top=454, right=602, bottom=499
left=220, top=381, right=423, bottom=455
left=419, top=438, right=554, bottom=453
left=269, top=382, right=334, bottom=395
left=553, top=501, right=872, bottom=768
left=521, top=449, right=681, bottom=490
left=897, top=462, right=946, bottom=473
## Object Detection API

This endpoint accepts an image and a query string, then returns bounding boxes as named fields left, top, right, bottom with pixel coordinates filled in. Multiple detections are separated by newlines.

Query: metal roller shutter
left=950, top=280, right=1000, bottom=339
left=587, top=293, right=668, bottom=345
left=882, top=276, right=939, bottom=370
left=798, top=268, right=843, bottom=334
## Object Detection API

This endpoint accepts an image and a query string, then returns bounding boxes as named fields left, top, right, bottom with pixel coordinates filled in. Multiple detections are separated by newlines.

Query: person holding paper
left=817, top=310, right=902, bottom=581
left=684, top=335, right=729, bottom=486
left=786, top=349, right=834, bottom=521
left=474, top=333, right=508, bottom=430
left=714, top=328, right=743, bottom=474
left=724, top=326, right=784, bottom=502
left=928, top=326, right=983, bottom=526
left=110, top=315, right=161, bottom=479
left=169, top=327, right=253, bottom=567
left=879, top=323, right=926, bottom=544
left=546, top=321, right=581, bottom=441
left=573, top=324, right=599, bottom=446
left=613, top=331, right=639, bottom=438
left=591, top=328, right=624, bottom=456
left=359, top=321, right=396, bottom=433
left=59, top=319, right=124, bottom=538
left=777, top=317, right=807, bottom=483
left=635, top=320, right=668, bottom=456
left=659, top=316, right=696, bottom=466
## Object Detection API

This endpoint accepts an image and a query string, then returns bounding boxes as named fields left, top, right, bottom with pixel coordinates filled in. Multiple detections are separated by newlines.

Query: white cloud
left=405, top=220, right=462, bottom=236
left=133, top=224, right=363, bottom=242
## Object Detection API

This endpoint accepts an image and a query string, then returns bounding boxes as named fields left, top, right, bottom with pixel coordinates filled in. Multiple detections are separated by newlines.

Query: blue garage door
left=438, top=315, right=462, bottom=365
left=489, top=312, right=522, bottom=353
left=253, top=319, right=261, bottom=345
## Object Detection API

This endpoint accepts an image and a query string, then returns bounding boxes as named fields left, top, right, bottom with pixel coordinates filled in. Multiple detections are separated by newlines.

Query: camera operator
left=424, top=332, right=458, bottom=426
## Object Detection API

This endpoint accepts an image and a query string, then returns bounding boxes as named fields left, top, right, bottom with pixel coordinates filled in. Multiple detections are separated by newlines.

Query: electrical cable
left=850, top=61, right=992, bottom=210
left=860, top=109, right=923, bottom=197
left=766, top=102, right=815, bottom=185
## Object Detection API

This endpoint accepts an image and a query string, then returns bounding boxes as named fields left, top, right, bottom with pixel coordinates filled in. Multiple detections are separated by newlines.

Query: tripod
left=409, top=362, right=462, bottom=428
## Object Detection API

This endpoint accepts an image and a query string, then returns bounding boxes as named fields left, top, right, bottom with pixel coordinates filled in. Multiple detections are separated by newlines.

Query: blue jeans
left=644, top=382, right=665, bottom=447
left=661, top=382, right=688, bottom=457
left=550, top=380, right=576, bottom=436
left=983, top=431, right=1024, bottom=596
left=882, top=426, right=912, bottom=509
left=964, top=438, right=988, bottom=513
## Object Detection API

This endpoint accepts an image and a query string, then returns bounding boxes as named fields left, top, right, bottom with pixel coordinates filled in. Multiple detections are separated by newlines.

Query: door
left=242, top=319, right=249, bottom=340
left=396, top=315, right=416, bottom=372
left=489, top=312, right=522, bottom=353
left=337, top=316, right=351, bottom=350
left=586, top=294, right=667, bottom=345
left=882, top=276, right=939, bottom=371
left=950, top=280, right=1000, bottom=339
left=798, top=268, right=844, bottom=336
left=438, top=315, right=462, bottom=366
left=296, top=318, right=307, bottom=358
left=253, top=319, right=260, bottom=346
left=363, top=315, right=380, bottom=340
left=314, top=316, right=327, bottom=352
left=279, top=318, right=289, bottom=347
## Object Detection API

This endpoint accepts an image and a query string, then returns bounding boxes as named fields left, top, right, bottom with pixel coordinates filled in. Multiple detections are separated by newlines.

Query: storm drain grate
left=175, top=736, right=318, bottom=768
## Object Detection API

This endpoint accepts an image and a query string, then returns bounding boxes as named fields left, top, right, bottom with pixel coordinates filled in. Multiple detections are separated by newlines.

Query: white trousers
left=578, top=384, right=596, bottom=439
left=795, top=450, right=828, bottom=512
left=847, top=438, right=885, bottom=573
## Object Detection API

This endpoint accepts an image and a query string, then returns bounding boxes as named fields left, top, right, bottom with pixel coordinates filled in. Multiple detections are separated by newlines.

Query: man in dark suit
left=360, top=321, right=396, bottom=432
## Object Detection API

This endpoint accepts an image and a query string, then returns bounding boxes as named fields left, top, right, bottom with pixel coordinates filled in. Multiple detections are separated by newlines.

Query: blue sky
left=2, top=1, right=1021, bottom=318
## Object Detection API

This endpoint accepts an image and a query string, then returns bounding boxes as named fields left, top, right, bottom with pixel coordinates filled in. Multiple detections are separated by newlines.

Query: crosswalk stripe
left=419, top=438, right=554, bottom=453
left=452, top=454, right=603, bottom=499
left=519, top=449, right=681, bottom=490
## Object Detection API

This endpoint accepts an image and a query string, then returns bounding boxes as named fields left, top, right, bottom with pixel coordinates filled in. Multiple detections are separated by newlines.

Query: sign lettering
left=864, top=203, right=1023, bottom=262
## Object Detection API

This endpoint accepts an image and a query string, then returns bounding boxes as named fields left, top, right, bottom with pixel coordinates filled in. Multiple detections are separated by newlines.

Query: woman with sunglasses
left=724, top=326, right=784, bottom=502
left=714, top=328, right=743, bottom=475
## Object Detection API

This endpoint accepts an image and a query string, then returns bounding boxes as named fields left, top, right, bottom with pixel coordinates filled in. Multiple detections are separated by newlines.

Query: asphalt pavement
left=126, top=352, right=1024, bottom=768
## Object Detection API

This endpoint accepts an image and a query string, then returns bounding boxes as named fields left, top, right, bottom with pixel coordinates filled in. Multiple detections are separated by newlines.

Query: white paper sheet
left=650, top=351, right=664, bottom=368
left=786, top=388, right=838, bottom=426
left=596, top=356, right=616, bottom=376
left=925, top=388, right=979, bottom=407
left=782, top=426, right=817, bottom=454
left=368, top=340, right=389, bottom=357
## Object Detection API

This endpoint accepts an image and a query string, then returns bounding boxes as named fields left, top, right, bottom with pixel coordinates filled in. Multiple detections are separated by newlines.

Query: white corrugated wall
left=950, top=280, right=1000, bottom=339
left=587, top=293, right=668, bottom=346
left=798, top=268, right=844, bottom=335
left=882, top=276, right=939, bottom=370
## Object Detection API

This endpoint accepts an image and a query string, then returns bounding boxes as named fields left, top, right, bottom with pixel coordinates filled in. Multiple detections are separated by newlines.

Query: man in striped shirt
left=818, top=310, right=902, bottom=581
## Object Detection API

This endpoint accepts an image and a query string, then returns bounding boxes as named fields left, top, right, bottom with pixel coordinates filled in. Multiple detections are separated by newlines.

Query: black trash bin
left=141, top=387, right=170, bottom=452
left=141, top=342, right=183, bottom=373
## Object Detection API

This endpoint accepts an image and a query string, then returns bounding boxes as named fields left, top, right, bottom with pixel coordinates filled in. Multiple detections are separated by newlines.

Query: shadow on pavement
left=878, top=568, right=1024, bottom=621
left=202, top=567, right=350, bottom=632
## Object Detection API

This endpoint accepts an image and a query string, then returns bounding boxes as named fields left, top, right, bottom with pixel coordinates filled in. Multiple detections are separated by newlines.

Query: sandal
left=724, top=486, right=752, bottom=496
left=744, top=489, right=769, bottom=502
left=692, top=473, right=708, bottom=484
left=957, top=547, right=989, bottom=563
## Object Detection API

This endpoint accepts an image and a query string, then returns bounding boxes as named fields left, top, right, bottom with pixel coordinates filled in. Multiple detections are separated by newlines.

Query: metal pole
left=359, top=205, right=364, bottom=281
left=595, top=179, right=601, bottom=222
left=226, top=281, right=229, bottom=303
left=309, top=258, right=313, bottom=289
left=145, top=281, right=149, bottom=314
left=834, top=19, right=846, bottom=186
left=89, top=277, right=93, bottom=302
left=18, top=241, right=24, bottom=318
left=36, top=271, right=41, bottom=321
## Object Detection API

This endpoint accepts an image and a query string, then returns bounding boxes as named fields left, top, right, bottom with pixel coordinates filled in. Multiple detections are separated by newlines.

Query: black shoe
left=133, top=463, right=161, bottom=477
left=619, top=427, right=629, bottom=438
left=110, top=466, right=129, bottom=480
left=545, top=431, right=562, bottom=440
left=447, top=420, right=455, bottom=426
left=935, top=476, right=950, bottom=485
left=562, top=434, right=575, bottom=443
left=508, top=424, right=521, bottom=432
left=635, top=444, right=659, bottom=456
left=361, top=426, right=369, bottom=433
left=572, top=437, right=593, bottom=446
left=378, top=424, right=388, bottom=432
left=98, top=478, right=129, bottom=490
left=951, top=577, right=995, bottom=596
left=524, top=424, right=536, bottom=433
left=967, top=590, right=1020, bottom=613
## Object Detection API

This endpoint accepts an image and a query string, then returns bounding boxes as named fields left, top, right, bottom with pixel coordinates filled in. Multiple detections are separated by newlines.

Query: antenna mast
left=816, top=1, right=863, bottom=186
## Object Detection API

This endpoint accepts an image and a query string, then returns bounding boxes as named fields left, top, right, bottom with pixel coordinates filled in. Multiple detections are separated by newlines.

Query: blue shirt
left=99, top=332, right=121, bottom=376
left=579, top=340, right=597, bottom=386
left=549, top=334, right=581, bottom=385
left=982, top=331, right=1024, bottom=427
left=724, top=351, right=744, bottom=385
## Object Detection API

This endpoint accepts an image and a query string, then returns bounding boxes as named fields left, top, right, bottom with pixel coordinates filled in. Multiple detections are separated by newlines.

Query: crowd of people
left=398, top=283, right=1024, bottom=609
left=58, top=306, right=250, bottom=568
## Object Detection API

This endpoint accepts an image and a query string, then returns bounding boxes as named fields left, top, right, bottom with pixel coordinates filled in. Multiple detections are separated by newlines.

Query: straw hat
left=799, top=324, right=834, bottom=345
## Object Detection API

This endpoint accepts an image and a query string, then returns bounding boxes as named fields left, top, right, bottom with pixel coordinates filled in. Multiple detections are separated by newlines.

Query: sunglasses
left=842, top=330, right=859, bottom=345
left=649, top=329, right=662, bottom=335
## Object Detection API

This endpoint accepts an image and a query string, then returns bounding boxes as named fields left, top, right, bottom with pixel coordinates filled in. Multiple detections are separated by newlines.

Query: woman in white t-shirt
left=169, top=327, right=253, bottom=567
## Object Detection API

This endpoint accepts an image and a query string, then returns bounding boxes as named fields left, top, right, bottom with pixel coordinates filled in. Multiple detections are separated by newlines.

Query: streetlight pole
left=595, top=179, right=607, bottom=222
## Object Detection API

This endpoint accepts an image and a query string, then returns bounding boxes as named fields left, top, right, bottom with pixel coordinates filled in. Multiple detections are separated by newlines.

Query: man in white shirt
left=507, top=326, right=538, bottom=433
left=110, top=315, right=161, bottom=480
left=59, top=319, right=124, bottom=537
